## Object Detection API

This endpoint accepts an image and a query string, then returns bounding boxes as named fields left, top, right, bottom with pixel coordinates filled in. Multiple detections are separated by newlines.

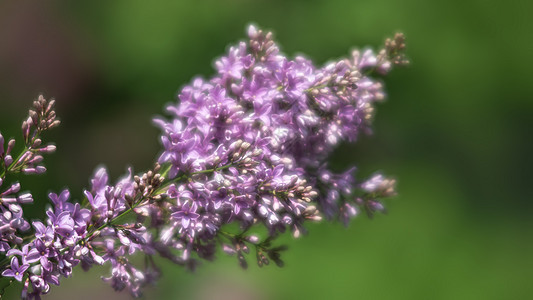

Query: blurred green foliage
left=0, top=0, right=532, bottom=299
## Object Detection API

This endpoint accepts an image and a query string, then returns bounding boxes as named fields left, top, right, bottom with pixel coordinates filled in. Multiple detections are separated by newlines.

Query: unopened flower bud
left=32, top=139, right=42, bottom=147
left=240, top=141, right=251, bottom=151
left=38, top=145, right=56, bottom=154
left=246, top=235, right=260, bottom=244
left=0, top=133, right=4, bottom=157
left=7, top=139, right=15, bottom=154
left=17, top=193, right=33, bottom=204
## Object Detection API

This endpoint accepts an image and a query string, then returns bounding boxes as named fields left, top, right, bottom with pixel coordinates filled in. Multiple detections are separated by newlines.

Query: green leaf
left=0, top=276, right=14, bottom=298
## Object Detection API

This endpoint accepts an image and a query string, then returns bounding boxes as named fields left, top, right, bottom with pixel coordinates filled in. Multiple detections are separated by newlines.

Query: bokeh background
left=1, top=0, right=532, bottom=299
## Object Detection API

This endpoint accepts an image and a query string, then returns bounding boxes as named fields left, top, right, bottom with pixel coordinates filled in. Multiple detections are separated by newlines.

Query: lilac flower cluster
left=0, top=96, right=59, bottom=297
left=2, top=159, right=163, bottom=298
left=0, top=26, right=406, bottom=299
left=153, top=25, right=403, bottom=240
left=0, top=96, right=58, bottom=252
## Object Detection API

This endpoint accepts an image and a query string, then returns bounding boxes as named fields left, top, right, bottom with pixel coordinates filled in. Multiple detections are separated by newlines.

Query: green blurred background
left=0, top=0, right=532, bottom=299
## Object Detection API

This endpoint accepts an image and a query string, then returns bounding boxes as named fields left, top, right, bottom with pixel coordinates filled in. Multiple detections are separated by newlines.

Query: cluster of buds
left=247, top=25, right=277, bottom=60
left=130, top=164, right=165, bottom=204
left=0, top=180, right=32, bottom=248
left=4, top=96, right=58, bottom=176
left=382, top=33, right=409, bottom=67
left=23, top=96, right=60, bottom=135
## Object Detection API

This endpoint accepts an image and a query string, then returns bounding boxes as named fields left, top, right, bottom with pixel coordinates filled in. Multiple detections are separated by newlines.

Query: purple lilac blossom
left=2, top=257, right=28, bottom=282
left=0, top=27, right=406, bottom=299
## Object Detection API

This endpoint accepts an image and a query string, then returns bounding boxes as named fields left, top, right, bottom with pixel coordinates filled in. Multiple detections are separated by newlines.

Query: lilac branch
left=0, top=25, right=407, bottom=299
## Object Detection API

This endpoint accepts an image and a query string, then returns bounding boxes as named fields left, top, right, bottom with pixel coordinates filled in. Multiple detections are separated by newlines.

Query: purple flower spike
left=0, top=27, right=405, bottom=299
